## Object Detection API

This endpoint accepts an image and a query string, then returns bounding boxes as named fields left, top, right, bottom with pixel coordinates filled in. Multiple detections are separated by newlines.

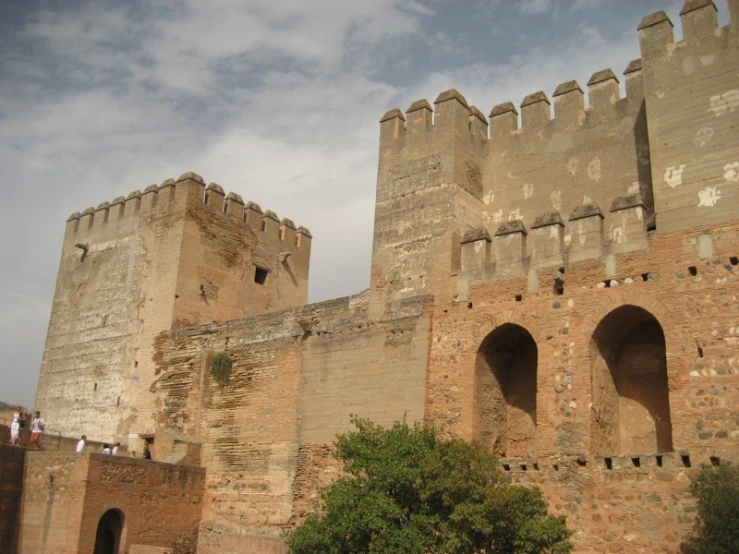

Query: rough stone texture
left=24, top=4, right=739, bottom=554
left=0, top=444, right=24, bottom=554
left=35, top=175, right=311, bottom=448
left=17, top=452, right=204, bottom=554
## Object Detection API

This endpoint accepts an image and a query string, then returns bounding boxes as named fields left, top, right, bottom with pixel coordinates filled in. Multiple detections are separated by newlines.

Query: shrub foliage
left=682, top=462, right=739, bottom=554
left=209, top=352, right=232, bottom=386
left=287, top=416, right=573, bottom=554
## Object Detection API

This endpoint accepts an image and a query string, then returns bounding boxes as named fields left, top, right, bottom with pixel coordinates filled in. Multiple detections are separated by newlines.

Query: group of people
left=8, top=407, right=45, bottom=449
left=9, top=408, right=152, bottom=460
left=75, top=435, right=152, bottom=459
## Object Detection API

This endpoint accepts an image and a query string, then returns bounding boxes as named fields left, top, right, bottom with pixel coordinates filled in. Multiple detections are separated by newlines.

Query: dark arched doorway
left=475, top=323, right=538, bottom=458
left=590, top=305, right=673, bottom=455
left=93, top=509, right=124, bottom=554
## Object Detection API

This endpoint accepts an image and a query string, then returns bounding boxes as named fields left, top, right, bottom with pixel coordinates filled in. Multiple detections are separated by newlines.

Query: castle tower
left=35, top=172, right=311, bottom=443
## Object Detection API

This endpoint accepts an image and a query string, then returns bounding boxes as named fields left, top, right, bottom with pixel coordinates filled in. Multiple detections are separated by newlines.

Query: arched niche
left=590, top=305, right=673, bottom=455
left=474, top=323, right=538, bottom=458
left=94, top=509, right=124, bottom=554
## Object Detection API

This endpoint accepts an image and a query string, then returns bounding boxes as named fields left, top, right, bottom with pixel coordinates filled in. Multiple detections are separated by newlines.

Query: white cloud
left=572, top=0, right=605, bottom=10
left=517, top=0, right=552, bottom=15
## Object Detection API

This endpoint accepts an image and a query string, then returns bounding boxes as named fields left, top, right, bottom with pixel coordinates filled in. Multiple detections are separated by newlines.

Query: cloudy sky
left=1, top=0, right=726, bottom=407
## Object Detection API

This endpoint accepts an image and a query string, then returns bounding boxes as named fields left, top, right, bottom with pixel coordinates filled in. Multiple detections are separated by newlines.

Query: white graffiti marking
left=483, top=191, right=495, bottom=205
left=523, top=183, right=534, bottom=199
left=697, top=187, right=722, bottom=207
left=566, top=158, right=578, bottom=176
left=587, top=157, right=601, bottom=182
left=708, top=90, right=739, bottom=117
left=508, top=208, right=521, bottom=221
left=724, top=162, right=739, bottom=183
left=550, top=190, right=562, bottom=211
left=693, top=127, right=714, bottom=148
left=664, top=165, right=686, bottom=188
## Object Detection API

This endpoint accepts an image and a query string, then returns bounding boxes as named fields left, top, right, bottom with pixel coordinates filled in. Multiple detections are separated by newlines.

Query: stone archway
left=590, top=305, right=673, bottom=455
left=93, top=509, right=124, bottom=554
left=475, top=323, right=538, bottom=458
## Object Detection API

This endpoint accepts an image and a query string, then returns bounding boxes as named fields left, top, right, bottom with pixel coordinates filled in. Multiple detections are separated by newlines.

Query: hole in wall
left=254, top=266, right=269, bottom=285
left=603, top=280, right=611, bottom=288
left=698, top=346, right=704, bottom=358
left=688, top=266, right=697, bottom=276
left=631, top=457, right=641, bottom=468
left=656, top=455, right=663, bottom=467
left=710, top=456, right=720, bottom=467
left=604, top=457, right=612, bottom=470
left=134, top=361, right=138, bottom=368
left=503, top=463, right=511, bottom=472
left=468, top=302, right=473, bottom=309
left=116, top=396, right=120, bottom=407
left=553, top=281, right=564, bottom=295
left=682, top=455, right=691, bottom=468
left=223, top=202, right=228, bottom=214
left=730, top=256, right=739, bottom=266
left=94, top=383, right=97, bottom=392
left=515, top=294, right=523, bottom=302
left=203, top=190, right=209, bottom=204
left=641, top=273, right=649, bottom=282
left=261, top=220, right=266, bottom=232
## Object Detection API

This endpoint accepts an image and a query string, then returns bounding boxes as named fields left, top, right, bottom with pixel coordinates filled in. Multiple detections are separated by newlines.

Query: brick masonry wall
left=152, top=291, right=432, bottom=553
left=0, top=444, right=25, bottom=554
left=17, top=452, right=204, bottom=554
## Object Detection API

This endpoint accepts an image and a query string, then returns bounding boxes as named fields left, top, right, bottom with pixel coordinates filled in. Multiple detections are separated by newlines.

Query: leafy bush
left=682, top=462, right=739, bottom=554
left=209, top=352, right=232, bottom=386
left=287, top=416, right=573, bottom=554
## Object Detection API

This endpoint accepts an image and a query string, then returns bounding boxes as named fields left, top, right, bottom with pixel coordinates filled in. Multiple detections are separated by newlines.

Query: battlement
left=64, top=171, right=311, bottom=249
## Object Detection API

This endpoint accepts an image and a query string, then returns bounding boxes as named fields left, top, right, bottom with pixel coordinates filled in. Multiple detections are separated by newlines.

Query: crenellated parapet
left=64, top=171, right=311, bottom=252
left=637, top=0, right=739, bottom=232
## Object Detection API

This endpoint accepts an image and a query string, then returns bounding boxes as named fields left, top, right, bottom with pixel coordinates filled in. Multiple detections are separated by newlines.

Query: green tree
left=682, top=462, right=739, bottom=554
left=287, top=417, right=572, bottom=554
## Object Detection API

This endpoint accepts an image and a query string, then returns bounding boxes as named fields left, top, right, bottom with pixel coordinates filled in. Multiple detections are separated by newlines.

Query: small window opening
left=631, top=457, right=641, bottom=468
left=604, top=457, right=613, bottom=470
left=641, top=273, right=649, bottom=282
left=203, top=190, right=210, bottom=204
left=295, top=234, right=301, bottom=247
left=698, top=346, right=704, bottom=358
left=730, top=256, right=739, bottom=266
left=261, top=220, right=266, bottom=232
left=576, top=456, right=587, bottom=467
left=134, top=361, right=138, bottom=368
left=520, top=463, right=527, bottom=471
left=116, top=396, right=120, bottom=407
left=279, top=227, right=285, bottom=240
left=533, top=462, right=539, bottom=471
left=242, top=211, right=247, bottom=224
left=503, top=463, right=511, bottom=472
left=656, top=455, right=663, bottom=467
left=515, top=294, right=523, bottom=302
left=710, top=456, right=720, bottom=467
left=223, top=202, right=228, bottom=214
left=688, top=266, right=697, bottom=276
left=553, top=280, right=564, bottom=295
left=603, top=280, right=611, bottom=288
left=254, top=266, right=269, bottom=285
left=467, top=302, right=473, bottom=309
left=681, top=455, right=691, bottom=468
left=94, top=383, right=97, bottom=391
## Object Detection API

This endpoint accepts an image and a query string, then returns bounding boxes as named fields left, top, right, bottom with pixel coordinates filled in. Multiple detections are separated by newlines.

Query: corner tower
left=35, top=172, right=311, bottom=443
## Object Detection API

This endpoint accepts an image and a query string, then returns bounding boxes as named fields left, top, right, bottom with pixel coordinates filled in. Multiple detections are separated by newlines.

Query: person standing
left=9, top=406, right=21, bottom=445
left=112, top=442, right=120, bottom=456
left=102, top=443, right=111, bottom=455
left=143, top=444, right=152, bottom=460
left=30, top=411, right=45, bottom=450
left=76, top=435, right=86, bottom=453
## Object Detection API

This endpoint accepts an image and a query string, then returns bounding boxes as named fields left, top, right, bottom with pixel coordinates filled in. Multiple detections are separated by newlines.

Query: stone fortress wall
left=29, top=1, right=739, bottom=553
left=35, top=171, right=311, bottom=443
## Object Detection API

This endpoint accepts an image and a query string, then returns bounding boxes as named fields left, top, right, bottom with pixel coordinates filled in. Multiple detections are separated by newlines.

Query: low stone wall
left=17, top=452, right=204, bottom=554
left=0, top=444, right=25, bottom=554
